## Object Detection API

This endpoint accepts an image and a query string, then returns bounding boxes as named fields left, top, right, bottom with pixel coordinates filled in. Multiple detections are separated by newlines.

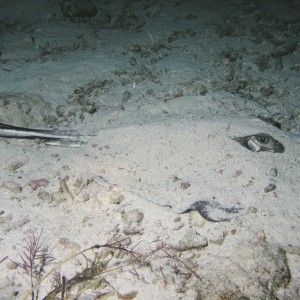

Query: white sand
left=0, top=0, right=300, bottom=299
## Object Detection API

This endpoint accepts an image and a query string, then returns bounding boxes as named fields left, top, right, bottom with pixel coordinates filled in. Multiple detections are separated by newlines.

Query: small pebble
left=180, top=181, right=191, bottom=190
left=129, top=57, right=137, bottom=66
left=247, top=206, right=257, bottom=214
left=28, top=179, right=49, bottom=190
left=58, top=237, right=80, bottom=251
left=174, top=216, right=181, bottom=222
left=122, top=209, right=144, bottom=225
left=5, top=161, right=24, bottom=171
left=0, top=214, right=12, bottom=225
left=6, top=261, right=18, bottom=270
left=208, top=230, right=226, bottom=245
left=1, top=181, right=22, bottom=193
left=52, top=191, right=67, bottom=204
left=255, top=229, right=266, bottom=241
left=172, top=222, right=184, bottom=230
left=135, top=65, right=148, bottom=76
left=121, top=91, right=131, bottom=103
left=59, top=0, right=97, bottom=18
left=176, top=229, right=208, bottom=251
left=123, top=225, right=144, bottom=235
left=110, top=194, right=124, bottom=204
left=264, top=183, right=276, bottom=193
left=82, top=216, right=90, bottom=224
left=146, top=88, right=154, bottom=95
left=114, top=69, right=127, bottom=76
left=268, top=168, right=278, bottom=178
left=128, top=44, right=141, bottom=52
left=82, top=193, right=90, bottom=202
left=37, top=191, right=53, bottom=204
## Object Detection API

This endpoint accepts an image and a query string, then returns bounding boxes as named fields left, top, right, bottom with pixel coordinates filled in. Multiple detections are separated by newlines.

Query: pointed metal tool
left=0, top=123, right=87, bottom=147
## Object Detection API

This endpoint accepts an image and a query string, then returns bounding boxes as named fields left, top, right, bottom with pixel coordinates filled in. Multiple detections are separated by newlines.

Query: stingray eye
left=257, top=135, right=269, bottom=144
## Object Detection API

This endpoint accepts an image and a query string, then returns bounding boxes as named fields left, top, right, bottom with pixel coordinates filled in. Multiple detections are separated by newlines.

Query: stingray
left=233, top=133, right=284, bottom=153
left=180, top=200, right=244, bottom=222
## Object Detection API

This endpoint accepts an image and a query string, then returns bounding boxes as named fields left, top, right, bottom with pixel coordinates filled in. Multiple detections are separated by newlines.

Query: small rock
left=255, top=229, right=267, bottom=241
left=187, top=211, right=206, bottom=228
left=247, top=206, right=257, bottom=214
left=128, top=44, right=141, bottom=53
left=110, top=194, right=124, bottom=204
left=117, top=290, right=138, bottom=300
left=114, top=69, right=128, bottom=76
left=76, top=293, right=99, bottom=300
left=193, top=83, right=207, bottom=96
left=260, top=85, right=274, bottom=97
left=174, top=216, right=181, bottom=222
left=0, top=214, right=12, bottom=225
left=264, top=183, right=276, bottom=193
left=28, top=179, right=49, bottom=190
left=1, top=181, right=22, bottom=193
left=7, top=261, right=17, bottom=270
left=208, top=230, right=226, bottom=245
left=5, top=161, right=23, bottom=171
left=176, top=229, right=208, bottom=251
left=59, top=0, right=97, bottom=18
left=37, top=191, right=53, bottom=204
left=81, top=216, right=90, bottom=224
left=82, top=193, right=90, bottom=202
left=268, top=168, right=278, bottom=178
left=231, top=229, right=237, bottom=235
left=121, top=91, right=131, bottom=103
left=122, top=209, right=144, bottom=225
left=123, top=225, right=144, bottom=235
left=58, top=237, right=80, bottom=251
left=180, top=181, right=191, bottom=190
left=134, top=65, right=149, bottom=76
left=172, top=222, right=184, bottom=230
left=3, top=216, right=30, bottom=233
left=52, top=191, right=67, bottom=204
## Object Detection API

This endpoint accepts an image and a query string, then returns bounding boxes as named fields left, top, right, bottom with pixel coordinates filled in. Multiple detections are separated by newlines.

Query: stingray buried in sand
left=233, top=133, right=285, bottom=153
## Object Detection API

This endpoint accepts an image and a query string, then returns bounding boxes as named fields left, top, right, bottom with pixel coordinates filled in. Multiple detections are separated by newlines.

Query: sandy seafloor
left=0, top=0, right=300, bottom=299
